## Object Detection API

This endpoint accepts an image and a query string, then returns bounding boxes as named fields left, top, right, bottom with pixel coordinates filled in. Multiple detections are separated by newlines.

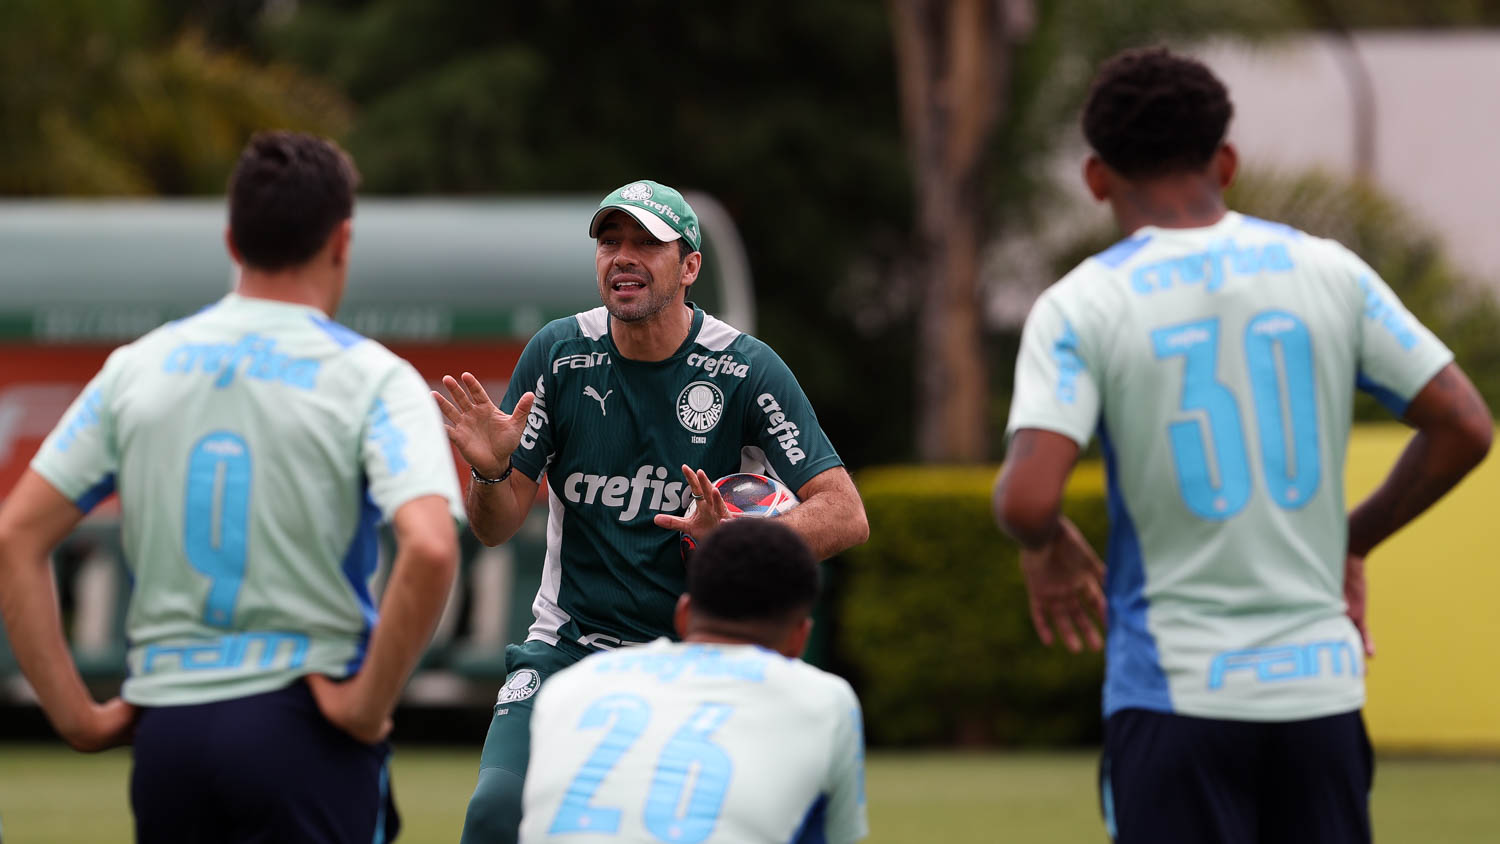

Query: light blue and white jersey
left=1007, top=212, right=1453, bottom=722
left=520, top=639, right=868, bottom=844
left=31, top=293, right=463, bottom=706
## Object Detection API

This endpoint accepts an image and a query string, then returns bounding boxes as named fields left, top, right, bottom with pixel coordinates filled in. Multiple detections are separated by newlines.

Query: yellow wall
left=1348, top=424, right=1500, bottom=753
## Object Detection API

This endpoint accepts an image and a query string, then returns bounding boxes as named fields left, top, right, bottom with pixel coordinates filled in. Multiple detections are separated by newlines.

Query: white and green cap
left=588, top=180, right=702, bottom=253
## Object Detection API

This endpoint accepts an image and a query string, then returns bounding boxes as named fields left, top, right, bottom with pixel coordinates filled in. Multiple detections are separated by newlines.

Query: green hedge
left=836, top=463, right=1110, bottom=746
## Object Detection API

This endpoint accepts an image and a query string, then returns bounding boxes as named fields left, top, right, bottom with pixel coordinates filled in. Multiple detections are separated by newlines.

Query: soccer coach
left=436, top=179, right=869, bottom=844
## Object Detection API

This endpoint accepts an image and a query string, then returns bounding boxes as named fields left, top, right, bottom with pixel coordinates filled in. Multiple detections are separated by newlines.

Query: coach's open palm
left=434, top=372, right=535, bottom=478
left=653, top=465, right=731, bottom=538
left=1019, top=517, right=1107, bottom=654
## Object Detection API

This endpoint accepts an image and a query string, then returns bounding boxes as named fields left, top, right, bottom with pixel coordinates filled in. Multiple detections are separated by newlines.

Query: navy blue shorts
left=131, top=680, right=399, bottom=844
left=1101, top=708, right=1372, bottom=844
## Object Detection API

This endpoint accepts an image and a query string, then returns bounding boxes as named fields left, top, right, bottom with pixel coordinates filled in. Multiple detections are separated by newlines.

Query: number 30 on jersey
left=1152, top=311, right=1321, bottom=520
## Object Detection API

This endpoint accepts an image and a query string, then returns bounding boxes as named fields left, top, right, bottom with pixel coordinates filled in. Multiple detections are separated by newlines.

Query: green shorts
left=476, top=639, right=585, bottom=776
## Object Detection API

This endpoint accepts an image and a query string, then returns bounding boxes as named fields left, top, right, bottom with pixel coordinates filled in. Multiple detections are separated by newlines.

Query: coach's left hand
left=653, top=465, right=731, bottom=539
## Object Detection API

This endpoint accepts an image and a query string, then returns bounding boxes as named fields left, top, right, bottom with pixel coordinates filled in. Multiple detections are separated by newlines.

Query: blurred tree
left=8, top=0, right=1495, bottom=464
left=264, top=0, right=1303, bottom=467
left=891, top=0, right=1035, bottom=462
left=1309, top=0, right=1500, bottom=26
left=0, top=0, right=347, bottom=195
left=266, top=0, right=918, bottom=468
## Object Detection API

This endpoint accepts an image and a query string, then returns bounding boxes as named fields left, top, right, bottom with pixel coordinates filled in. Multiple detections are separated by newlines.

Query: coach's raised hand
left=434, top=372, right=535, bottom=478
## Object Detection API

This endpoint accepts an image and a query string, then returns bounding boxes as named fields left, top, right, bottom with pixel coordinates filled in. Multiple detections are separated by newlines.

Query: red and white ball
left=684, top=472, right=799, bottom=520
left=680, top=473, right=799, bottom=560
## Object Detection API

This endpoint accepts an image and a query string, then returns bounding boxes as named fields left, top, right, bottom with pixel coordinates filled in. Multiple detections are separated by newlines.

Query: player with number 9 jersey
left=32, top=292, right=463, bottom=706
left=3, top=132, right=466, bottom=843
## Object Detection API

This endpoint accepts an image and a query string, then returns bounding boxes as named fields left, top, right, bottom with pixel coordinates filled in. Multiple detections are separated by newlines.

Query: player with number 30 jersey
left=995, top=49, right=1491, bottom=844
left=1009, top=211, right=1451, bottom=721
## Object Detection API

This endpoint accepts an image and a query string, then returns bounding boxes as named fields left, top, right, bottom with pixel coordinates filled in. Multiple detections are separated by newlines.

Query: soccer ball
left=680, top=473, right=799, bottom=561
left=683, top=472, right=799, bottom=520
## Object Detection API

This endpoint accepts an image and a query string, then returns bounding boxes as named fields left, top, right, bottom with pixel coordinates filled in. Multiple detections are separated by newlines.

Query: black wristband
left=470, top=461, right=514, bottom=485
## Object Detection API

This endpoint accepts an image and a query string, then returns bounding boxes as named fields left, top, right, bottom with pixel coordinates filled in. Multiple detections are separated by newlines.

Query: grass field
left=1, top=744, right=1497, bottom=842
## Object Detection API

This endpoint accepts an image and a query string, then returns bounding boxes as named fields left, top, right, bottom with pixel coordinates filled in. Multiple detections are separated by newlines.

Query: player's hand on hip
left=1018, top=517, right=1107, bottom=653
left=433, top=372, right=534, bottom=478
left=307, top=674, right=393, bottom=745
left=1344, top=552, right=1374, bottom=659
left=653, top=465, right=730, bottom=538
left=63, top=697, right=138, bottom=752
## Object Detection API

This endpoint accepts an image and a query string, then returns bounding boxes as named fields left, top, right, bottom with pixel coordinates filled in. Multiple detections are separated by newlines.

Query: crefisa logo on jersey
left=676, top=380, right=724, bottom=433
left=497, top=668, right=541, bottom=705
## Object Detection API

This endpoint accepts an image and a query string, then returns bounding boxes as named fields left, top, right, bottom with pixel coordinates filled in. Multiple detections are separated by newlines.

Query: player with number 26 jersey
left=31, top=292, right=463, bottom=707
left=520, top=639, right=867, bottom=844
left=1008, top=211, right=1452, bottom=721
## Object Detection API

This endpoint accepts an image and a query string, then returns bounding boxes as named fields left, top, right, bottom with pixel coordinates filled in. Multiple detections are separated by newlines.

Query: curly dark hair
left=687, top=518, right=819, bottom=623
left=228, top=131, right=360, bottom=271
left=1082, top=47, right=1233, bottom=180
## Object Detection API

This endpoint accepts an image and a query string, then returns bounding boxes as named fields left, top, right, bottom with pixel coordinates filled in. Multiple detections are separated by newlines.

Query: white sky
left=987, top=31, right=1500, bottom=328
left=1200, top=32, right=1500, bottom=286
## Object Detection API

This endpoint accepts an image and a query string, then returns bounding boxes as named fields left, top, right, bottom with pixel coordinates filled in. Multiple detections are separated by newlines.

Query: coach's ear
left=673, top=594, right=692, bottom=639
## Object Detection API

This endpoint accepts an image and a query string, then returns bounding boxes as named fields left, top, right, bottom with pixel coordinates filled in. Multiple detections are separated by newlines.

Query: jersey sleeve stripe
left=697, top=315, right=742, bottom=351
left=75, top=472, right=117, bottom=514
left=1355, top=370, right=1411, bottom=417
left=1093, top=235, right=1153, bottom=269
left=575, top=307, right=609, bottom=340
left=307, top=315, right=366, bottom=349
left=787, top=793, right=829, bottom=844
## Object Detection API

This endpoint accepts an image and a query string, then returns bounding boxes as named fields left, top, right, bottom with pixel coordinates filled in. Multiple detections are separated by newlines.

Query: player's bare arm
left=780, top=467, right=869, bottom=560
left=994, top=429, right=1107, bottom=653
left=993, top=429, right=1077, bottom=548
left=1347, top=362, right=1492, bottom=559
left=434, top=371, right=539, bottom=546
left=308, top=494, right=459, bottom=744
left=0, top=470, right=138, bottom=751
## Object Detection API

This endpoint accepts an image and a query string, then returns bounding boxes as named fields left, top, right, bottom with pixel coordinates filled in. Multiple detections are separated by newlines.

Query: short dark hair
left=228, top=131, right=360, bottom=271
left=1082, top=47, right=1233, bottom=180
left=677, top=239, right=694, bottom=262
left=687, top=519, right=819, bottom=622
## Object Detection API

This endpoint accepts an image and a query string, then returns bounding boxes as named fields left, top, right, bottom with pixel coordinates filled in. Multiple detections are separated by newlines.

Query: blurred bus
left=0, top=196, right=754, bottom=703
